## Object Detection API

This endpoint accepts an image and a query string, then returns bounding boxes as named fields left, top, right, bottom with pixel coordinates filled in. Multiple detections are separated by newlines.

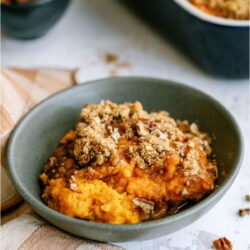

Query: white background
left=2, top=0, right=250, bottom=249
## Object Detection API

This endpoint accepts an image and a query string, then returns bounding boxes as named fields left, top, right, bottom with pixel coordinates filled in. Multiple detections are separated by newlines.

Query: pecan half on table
left=213, top=237, right=233, bottom=250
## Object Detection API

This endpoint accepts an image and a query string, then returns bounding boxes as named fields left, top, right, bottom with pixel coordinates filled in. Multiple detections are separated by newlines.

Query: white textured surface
left=2, top=0, right=250, bottom=249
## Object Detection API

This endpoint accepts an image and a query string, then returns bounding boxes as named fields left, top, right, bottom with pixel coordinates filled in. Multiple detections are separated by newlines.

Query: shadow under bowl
left=7, top=77, right=243, bottom=242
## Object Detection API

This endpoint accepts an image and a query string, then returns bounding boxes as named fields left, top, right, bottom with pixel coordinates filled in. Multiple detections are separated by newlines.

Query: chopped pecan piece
left=133, top=198, right=154, bottom=214
left=239, top=208, right=250, bottom=217
left=212, top=237, right=233, bottom=250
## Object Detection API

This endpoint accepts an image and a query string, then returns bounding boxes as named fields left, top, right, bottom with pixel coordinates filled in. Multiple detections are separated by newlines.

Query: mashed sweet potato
left=40, top=101, right=218, bottom=224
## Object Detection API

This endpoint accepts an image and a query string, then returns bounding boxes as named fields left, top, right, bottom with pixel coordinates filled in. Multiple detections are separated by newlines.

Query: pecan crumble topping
left=74, top=101, right=214, bottom=177
left=190, top=0, right=249, bottom=20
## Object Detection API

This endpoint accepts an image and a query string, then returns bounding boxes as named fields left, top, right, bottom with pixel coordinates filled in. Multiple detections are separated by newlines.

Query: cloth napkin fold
left=1, top=214, right=123, bottom=250
left=1, top=68, right=122, bottom=250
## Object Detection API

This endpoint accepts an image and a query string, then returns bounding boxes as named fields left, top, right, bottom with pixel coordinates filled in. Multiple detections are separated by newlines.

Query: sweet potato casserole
left=40, top=101, right=218, bottom=224
left=190, top=0, right=250, bottom=19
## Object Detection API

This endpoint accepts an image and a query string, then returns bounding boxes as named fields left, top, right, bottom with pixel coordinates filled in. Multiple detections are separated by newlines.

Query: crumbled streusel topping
left=74, top=123, right=119, bottom=166
left=74, top=101, right=213, bottom=179
left=190, top=0, right=249, bottom=20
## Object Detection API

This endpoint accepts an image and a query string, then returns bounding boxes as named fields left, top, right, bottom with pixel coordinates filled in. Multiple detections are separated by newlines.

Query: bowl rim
left=173, top=0, right=250, bottom=27
left=7, top=76, right=244, bottom=232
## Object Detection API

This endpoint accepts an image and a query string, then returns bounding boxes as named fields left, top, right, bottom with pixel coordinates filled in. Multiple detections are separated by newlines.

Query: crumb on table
left=239, top=208, right=250, bottom=217
left=245, top=195, right=250, bottom=201
left=105, top=53, right=118, bottom=64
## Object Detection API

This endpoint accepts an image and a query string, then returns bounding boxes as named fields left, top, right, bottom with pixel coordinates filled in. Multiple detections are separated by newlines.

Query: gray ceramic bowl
left=7, top=77, right=243, bottom=242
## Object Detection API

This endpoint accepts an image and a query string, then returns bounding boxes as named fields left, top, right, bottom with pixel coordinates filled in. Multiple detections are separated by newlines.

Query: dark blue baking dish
left=1, top=0, right=70, bottom=39
left=123, top=0, right=249, bottom=79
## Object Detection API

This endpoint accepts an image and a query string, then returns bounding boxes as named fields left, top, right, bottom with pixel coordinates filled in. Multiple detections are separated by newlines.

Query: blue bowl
left=123, top=0, right=249, bottom=79
left=1, top=0, right=70, bottom=39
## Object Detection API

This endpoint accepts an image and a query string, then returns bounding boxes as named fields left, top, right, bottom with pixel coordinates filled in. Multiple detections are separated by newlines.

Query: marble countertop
left=2, top=0, right=249, bottom=249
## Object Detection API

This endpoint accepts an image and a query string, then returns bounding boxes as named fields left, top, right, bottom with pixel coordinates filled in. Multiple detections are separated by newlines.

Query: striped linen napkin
left=1, top=68, right=77, bottom=211
left=1, top=214, right=122, bottom=250
left=0, top=68, right=123, bottom=250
